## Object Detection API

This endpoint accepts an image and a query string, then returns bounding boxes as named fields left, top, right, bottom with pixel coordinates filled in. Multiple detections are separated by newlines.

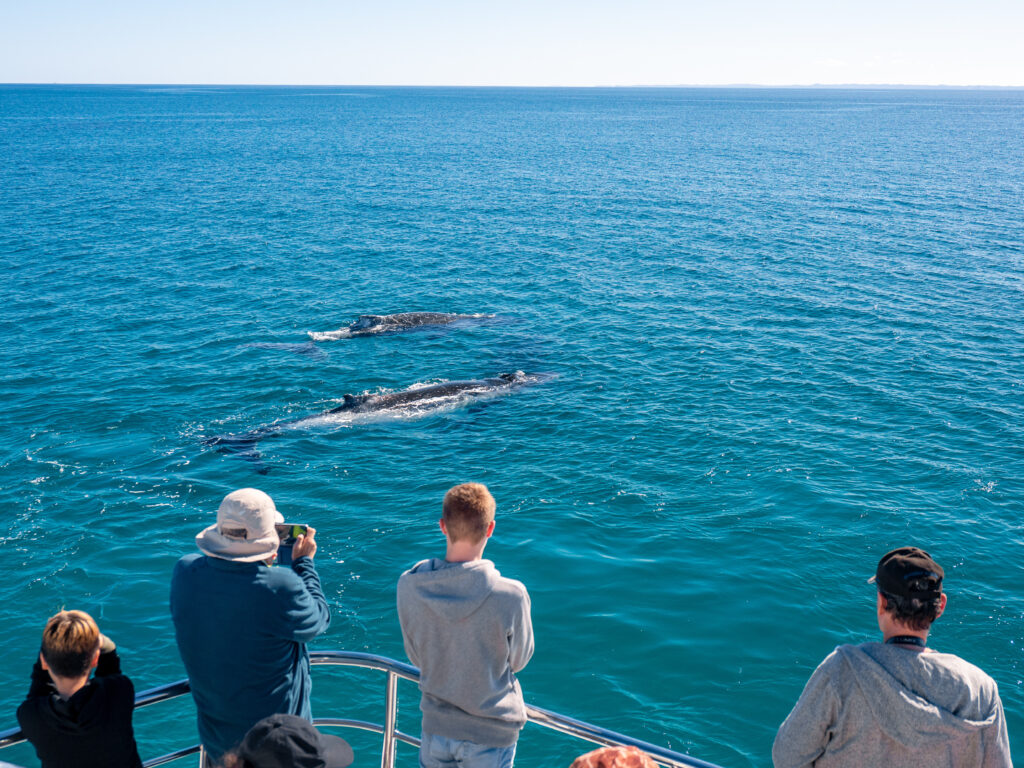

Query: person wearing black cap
left=772, top=547, right=1011, bottom=768
left=219, top=714, right=353, bottom=768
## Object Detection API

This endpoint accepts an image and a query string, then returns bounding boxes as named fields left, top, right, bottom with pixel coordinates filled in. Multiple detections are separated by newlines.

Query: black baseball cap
left=869, top=547, right=944, bottom=599
left=238, top=714, right=354, bottom=768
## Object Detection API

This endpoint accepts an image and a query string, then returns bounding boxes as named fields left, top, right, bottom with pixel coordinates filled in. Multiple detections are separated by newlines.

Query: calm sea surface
left=0, top=86, right=1021, bottom=767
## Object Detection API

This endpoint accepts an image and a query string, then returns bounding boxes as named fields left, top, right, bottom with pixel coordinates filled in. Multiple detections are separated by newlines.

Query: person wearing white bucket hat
left=170, top=489, right=330, bottom=764
left=194, top=487, right=286, bottom=563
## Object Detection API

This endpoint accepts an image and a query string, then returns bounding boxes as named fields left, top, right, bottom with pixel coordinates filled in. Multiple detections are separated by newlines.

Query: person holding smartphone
left=169, top=488, right=329, bottom=764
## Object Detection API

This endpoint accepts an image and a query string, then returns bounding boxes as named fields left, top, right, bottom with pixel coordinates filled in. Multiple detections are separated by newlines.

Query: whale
left=308, top=312, right=494, bottom=341
left=202, top=371, right=550, bottom=473
left=324, top=371, right=539, bottom=414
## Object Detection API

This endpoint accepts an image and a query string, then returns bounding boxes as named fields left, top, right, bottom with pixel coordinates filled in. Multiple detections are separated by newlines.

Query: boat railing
left=0, top=650, right=724, bottom=768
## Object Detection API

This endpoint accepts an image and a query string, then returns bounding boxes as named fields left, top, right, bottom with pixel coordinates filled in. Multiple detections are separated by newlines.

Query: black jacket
left=16, top=649, right=142, bottom=768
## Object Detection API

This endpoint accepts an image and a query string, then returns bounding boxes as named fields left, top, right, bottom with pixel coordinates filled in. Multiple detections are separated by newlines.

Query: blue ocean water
left=0, top=85, right=1022, bottom=767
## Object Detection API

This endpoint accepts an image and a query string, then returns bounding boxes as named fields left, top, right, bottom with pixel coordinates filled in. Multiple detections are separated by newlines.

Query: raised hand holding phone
left=292, top=526, right=317, bottom=561
left=275, top=524, right=314, bottom=566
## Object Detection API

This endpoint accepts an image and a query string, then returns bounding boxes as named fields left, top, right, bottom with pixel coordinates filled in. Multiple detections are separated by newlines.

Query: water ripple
left=1, top=86, right=1022, bottom=768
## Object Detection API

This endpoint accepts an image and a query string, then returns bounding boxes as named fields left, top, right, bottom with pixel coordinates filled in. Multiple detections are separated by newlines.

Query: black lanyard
left=887, top=635, right=926, bottom=648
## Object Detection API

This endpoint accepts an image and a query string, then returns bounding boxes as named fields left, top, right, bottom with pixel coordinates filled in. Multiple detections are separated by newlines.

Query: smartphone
left=275, top=524, right=309, bottom=566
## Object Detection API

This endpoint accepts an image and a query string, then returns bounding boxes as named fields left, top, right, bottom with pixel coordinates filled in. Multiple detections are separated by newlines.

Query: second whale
left=309, top=312, right=493, bottom=341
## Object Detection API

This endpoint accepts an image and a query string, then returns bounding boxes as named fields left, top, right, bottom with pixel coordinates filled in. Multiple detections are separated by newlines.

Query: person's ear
left=39, top=652, right=49, bottom=671
left=484, top=520, right=495, bottom=539
left=90, top=648, right=100, bottom=669
left=439, top=519, right=448, bottom=538
left=936, top=592, right=947, bottom=618
left=876, top=591, right=887, bottom=614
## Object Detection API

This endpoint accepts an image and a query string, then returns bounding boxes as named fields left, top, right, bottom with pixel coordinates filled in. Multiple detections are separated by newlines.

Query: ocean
left=0, top=85, right=1021, bottom=767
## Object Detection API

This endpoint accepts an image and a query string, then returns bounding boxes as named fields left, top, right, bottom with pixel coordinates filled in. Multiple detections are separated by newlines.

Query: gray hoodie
left=397, top=558, right=534, bottom=747
left=773, top=642, right=1011, bottom=768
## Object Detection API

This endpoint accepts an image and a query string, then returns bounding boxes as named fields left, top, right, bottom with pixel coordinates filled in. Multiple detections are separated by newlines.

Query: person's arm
left=981, top=693, right=1013, bottom=768
left=26, top=655, right=54, bottom=699
left=278, top=559, right=331, bottom=642
left=18, top=653, right=56, bottom=741
left=274, top=527, right=330, bottom=642
left=772, top=655, right=840, bottom=768
left=509, top=587, right=534, bottom=673
left=396, top=576, right=421, bottom=668
left=94, top=634, right=122, bottom=678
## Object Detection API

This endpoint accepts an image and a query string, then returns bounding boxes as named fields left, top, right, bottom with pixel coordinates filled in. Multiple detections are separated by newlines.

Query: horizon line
left=3, top=82, right=1024, bottom=90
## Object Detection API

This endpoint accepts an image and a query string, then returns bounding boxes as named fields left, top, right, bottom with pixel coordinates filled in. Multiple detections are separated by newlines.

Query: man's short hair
left=872, top=546, right=944, bottom=631
left=41, top=610, right=100, bottom=678
left=442, top=483, right=496, bottom=543
left=879, top=589, right=942, bottom=631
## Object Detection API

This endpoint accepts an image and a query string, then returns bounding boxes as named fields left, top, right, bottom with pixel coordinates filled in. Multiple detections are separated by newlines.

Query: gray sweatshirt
left=773, top=642, right=1011, bottom=768
left=397, top=558, right=534, bottom=747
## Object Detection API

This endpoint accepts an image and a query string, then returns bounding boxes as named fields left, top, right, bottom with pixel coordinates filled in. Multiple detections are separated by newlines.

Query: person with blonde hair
left=16, top=609, right=142, bottom=768
left=570, top=746, right=658, bottom=768
left=398, top=483, right=534, bottom=768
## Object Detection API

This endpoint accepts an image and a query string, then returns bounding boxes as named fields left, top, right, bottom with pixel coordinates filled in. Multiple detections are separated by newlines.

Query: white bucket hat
left=196, top=488, right=285, bottom=562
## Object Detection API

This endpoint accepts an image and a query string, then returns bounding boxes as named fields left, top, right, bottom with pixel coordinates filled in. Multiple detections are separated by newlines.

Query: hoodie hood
left=30, top=680, right=115, bottom=736
left=837, top=643, right=1001, bottom=748
left=402, top=558, right=500, bottom=621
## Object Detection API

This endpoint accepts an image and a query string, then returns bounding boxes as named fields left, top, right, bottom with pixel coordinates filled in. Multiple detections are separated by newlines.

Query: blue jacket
left=169, top=554, right=330, bottom=760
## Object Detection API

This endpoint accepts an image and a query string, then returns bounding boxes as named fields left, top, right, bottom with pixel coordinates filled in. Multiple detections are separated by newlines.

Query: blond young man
left=570, top=746, right=658, bottom=768
left=397, top=483, right=534, bottom=768
left=17, top=610, right=142, bottom=768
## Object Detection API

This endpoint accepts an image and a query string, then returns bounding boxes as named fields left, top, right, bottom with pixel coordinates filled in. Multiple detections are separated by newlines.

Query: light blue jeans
left=419, top=733, right=517, bottom=768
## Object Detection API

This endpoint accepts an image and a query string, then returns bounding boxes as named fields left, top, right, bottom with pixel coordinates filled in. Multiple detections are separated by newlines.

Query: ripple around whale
left=240, top=341, right=327, bottom=359
left=308, top=312, right=496, bottom=340
left=201, top=372, right=553, bottom=473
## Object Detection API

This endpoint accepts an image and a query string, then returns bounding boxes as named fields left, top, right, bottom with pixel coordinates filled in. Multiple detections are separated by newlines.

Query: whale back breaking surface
left=327, top=372, right=534, bottom=414
left=356, top=375, right=515, bottom=410
left=358, top=312, right=456, bottom=329
left=202, top=371, right=550, bottom=472
left=308, top=312, right=494, bottom=341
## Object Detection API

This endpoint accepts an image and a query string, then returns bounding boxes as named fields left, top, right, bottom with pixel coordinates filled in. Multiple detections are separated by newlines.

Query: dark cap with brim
left=238, top=714, right=353, bottom=768
left=869, top=546, right=944, bottom=599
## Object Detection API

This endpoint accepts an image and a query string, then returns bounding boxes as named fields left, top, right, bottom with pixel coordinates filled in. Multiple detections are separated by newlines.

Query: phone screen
left=275, top=524, right=308, bottom=544
left=275, top=524, right=308, bottom=566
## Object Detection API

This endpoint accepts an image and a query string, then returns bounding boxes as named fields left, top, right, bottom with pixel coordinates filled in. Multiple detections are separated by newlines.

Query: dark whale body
left=309, top=312, right=492, bottom=341
left=347, top=312, right=461, bottom=336
left=328, top=372, right=527, bottom=414
left=202, top=371, right=547, bottom=473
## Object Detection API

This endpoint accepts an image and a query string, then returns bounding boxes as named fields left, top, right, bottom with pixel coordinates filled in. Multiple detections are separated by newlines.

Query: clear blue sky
left=3, top=0, right=1022, bottom=86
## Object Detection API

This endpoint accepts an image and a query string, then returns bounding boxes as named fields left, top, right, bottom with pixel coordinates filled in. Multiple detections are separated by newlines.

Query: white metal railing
left=0, top=650, right=724, bottom=768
